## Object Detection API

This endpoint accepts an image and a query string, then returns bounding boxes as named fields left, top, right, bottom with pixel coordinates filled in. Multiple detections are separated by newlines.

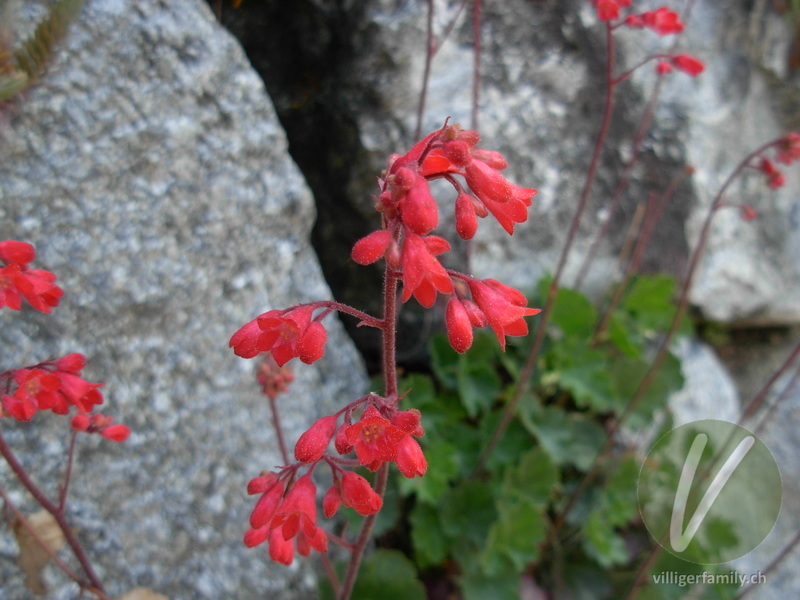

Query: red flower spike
left=352, top=230, right=393, bottom=265
left=401, top=233, right=454, bottom=308
left=671, top=54, right=704, bottom=76
left=468, top=279, right=541, bottom=350
left=243, top=525, right=270, bottom=548
left=323, top=483, right=342, bottom=518
left=341, top=471, right=383, bottom=515
left=455, top=193, right=479, bottom=240
left=446, top=297, right=474, bottom=353
left=400, top=175, right=439, bottom=235
left=294, top=415, right=338, bottom=463
left=268, top=527, right=294, bottom=565
left=396, top=436, right=427, bottom=478
left=250, top=480, right=285, bottom=529
left=101, top=424, right=130, bottom=443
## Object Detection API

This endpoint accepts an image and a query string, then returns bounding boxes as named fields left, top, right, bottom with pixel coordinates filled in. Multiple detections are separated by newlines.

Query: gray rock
left=0, top=0, right=366, bottom=598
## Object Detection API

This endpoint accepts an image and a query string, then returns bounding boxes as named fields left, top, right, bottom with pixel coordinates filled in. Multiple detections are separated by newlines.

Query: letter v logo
left=669, top=433, right=754, bottom=552
left=638, top=420, right=781, bottom=564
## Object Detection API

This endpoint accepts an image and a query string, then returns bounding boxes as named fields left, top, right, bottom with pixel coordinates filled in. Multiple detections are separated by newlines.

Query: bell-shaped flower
left=396, top=436, right=427, bottom=478
left=344, top=405, right=406, bottom=469
left=401, top=233, right=454, bottom=308
left=271, top=474, right=318, bottom=541
left=294, top=415, right=338, bottom=463
left=399, top=174, right=439, bottom=235
left=468, top=279, right=541, bottom=350
left=445, top=297, right=474, bottom=353
left=341, top=471, right=383, bottom=515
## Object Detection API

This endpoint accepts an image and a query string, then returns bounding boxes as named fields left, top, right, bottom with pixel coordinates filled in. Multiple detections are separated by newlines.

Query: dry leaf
left=115, top=588, right=170, bottom=600
left=12, top=510, right=66, bottom=594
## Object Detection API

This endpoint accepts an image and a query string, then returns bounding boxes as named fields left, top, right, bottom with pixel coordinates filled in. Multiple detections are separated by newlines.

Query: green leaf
left=607, top=312, right=643, bottom=357
left=599, top=456, right=640, bottom=527
left=459, top=564, right=520, bottom=600
left=482, top=498, right=547, bottom=574
left=500, top=446, right=559, bottom=509
left=546, top=285, right=598, bottom=338
left=409, top=502, right=449, bottom=568
left=549, top=340, right=615, bottom=412
left=519, top=405, right=605, bottom=472
left=398, top=440, right=459, bottom=504
left=457, top=360, right=502, bottom=417
left=611, top=352, right=683, bottom=427
left=478, top=409, right=535, bottom=472
left=582, top=511, right=629, bottom=568
left=440, top=480, right=496, bottom=546
left=622, top=275, right=677, bottom=331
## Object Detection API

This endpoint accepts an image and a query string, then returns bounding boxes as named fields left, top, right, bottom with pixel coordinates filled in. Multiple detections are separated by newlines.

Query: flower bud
left=455, top=193, right=478, bottom=240
left=341, top=471, right=383, bottom=515
left=101, top=424, right=130, bottom=443
left=243, top=525, right=270, bottom=548
left=445, top=298, right=473, bottom=353
left=247, top=472, right=278, bottom=495
left=294, top=415, right=338, bottom=463
left=442, top=140, right=472, bottom=168
left=396, top=436, right=427, bottom=478
left=323, top=483, right=342, bottom=518
left=55, top=353, right=87, bottom=373
left=335, top=423, right=353, bottom=455
left=250, top=481, right=284, bottom=529
left=470, top=148, right=508, bottom=170
left=400, top=176, right=439, bottom=235
left=351, top=230, right=392, bottom=265
left=297, top=321, right=327, bottom=364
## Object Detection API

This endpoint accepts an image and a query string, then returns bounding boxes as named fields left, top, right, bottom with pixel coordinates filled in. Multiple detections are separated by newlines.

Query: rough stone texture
left=0, top=0, right=367, bottom=598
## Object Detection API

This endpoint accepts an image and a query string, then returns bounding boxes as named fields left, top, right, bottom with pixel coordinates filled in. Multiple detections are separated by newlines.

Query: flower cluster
left=232, top=124, right=539, bottom=567
left=230, top=305, right=328, bottom=364
left=1, top=354, right=107, bottom=422
left=242, top=396, right=424, bottom=563
left=656, top=54, right=705, bottom=77
left=0, top=240, right=63, bottom=313
left=752, top=133, right=800, bottom=191
left=352, top=123, right=540, bottom=338
left=70, top=412, right=130, bottom=443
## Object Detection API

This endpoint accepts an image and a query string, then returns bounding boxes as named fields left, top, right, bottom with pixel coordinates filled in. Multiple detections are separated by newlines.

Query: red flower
left=230, top=306, right=328, bottom=366
left=671, top=54, right=704, bottom=76
left=250, top=478, right=285, bottom=529
left=400, top=233, right=454, bottom=308
left=595, top=0, right=621, bottom=22
left=396, top=436, right=427, bottom=478
left=641, top=7, right=684, bottom=35
left=56, top=371, right=104, bottom=414
left=13, top=369, right=61, bottom=412
left=467, top=279, right=541, bottom=350
left=271, top=474, right=318, bottom=541
left=323, top=483, right=342, bottom=518
left=455, top=193, right=479, bottom=240
left=2, top=393, right=37, bottom=421
left=70, top=412, right=130, bottom=442
left=294, top=415, right=338, bottom=463
left=344, top=405, right=406, bottom=469
left=341, top=471, right=383, bottom=515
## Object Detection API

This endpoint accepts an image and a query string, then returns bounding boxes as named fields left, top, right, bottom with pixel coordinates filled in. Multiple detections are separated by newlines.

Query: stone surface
left=0, top=0, right=366, bottom=598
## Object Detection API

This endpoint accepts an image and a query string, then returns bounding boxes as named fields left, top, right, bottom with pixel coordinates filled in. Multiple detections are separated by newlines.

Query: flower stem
left=476, top=21, right=617, bottom=474
left=0, top=428, right=106, bottom=594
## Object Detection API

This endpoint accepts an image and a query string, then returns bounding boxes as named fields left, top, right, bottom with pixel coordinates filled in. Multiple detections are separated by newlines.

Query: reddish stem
left=268, top=395, right=290, bottom=465
left=476, top=21, right=617, bottom=473
left=0, top=428, right=106, bottom=593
